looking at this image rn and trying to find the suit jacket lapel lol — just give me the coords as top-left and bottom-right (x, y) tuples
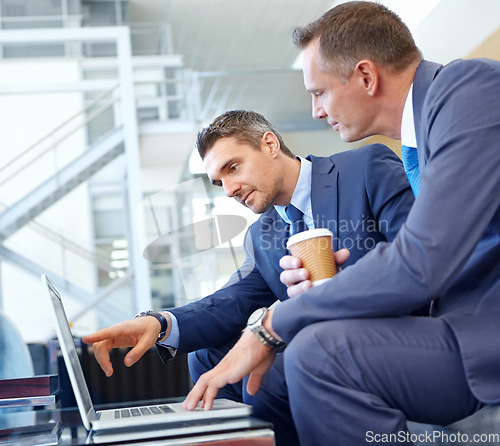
(412, 60), (443, 172)
(263, 210), (290, 277)
(308, 155), (340, 251)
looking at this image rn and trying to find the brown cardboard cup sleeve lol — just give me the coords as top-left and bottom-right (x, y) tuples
(286, 228), (336, 286)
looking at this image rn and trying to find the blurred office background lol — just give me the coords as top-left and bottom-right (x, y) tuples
(0, 0), (498, 393)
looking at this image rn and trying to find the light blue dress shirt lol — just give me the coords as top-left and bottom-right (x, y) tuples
(274, 157), (314, 230)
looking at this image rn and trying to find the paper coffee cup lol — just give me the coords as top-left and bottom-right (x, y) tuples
(286, 228), (336, 285)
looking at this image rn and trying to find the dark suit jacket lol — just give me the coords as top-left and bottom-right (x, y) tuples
(156, 144), (413, 361)
(274, 59), (500, 403)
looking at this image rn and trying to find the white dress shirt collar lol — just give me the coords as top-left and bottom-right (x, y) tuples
(401, 83), (418, 148)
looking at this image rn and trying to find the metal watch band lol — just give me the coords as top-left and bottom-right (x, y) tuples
(134, 310), (168, 341)
(247, 307), (286, 352)
(252, 328), (287, 352)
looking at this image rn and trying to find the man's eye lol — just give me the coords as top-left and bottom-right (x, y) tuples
(230, 164), (238, 172)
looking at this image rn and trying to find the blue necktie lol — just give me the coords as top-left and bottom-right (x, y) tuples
(401, 145), (420, 196)
(286, 204), (307, 236)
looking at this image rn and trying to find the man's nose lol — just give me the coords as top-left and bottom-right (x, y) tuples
(312, 98), (326, 120)
(223, 180), (239, 198)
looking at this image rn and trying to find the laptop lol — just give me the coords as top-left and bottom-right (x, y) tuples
(42, 274), (252, 432)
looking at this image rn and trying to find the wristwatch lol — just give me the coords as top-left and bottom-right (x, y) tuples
(134, 310), (168, 342)
(247, 307), (286, 352)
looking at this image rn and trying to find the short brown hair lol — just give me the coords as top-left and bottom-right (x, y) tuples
(293, 1), (422, 81)
(196, 110), (295, 159)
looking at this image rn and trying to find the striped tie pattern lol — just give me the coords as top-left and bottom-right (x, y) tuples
(401, 145), (420, 196)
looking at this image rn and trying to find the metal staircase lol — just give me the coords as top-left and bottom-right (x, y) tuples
(0, 126), (124, 240)
(0, 26), (155, 336)
(0, 85), (133, 323)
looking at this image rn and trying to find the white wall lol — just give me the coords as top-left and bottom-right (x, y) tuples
(413, 0), (500, 64)
(281, 128), (362, 158)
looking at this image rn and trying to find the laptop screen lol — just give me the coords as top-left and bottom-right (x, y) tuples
(43, 275), (96, 430)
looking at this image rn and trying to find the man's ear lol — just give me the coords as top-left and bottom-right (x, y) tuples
(354, 60), (379, 96)
(262, 131), (281, 158)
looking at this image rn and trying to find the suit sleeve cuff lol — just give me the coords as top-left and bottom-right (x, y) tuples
(155, 311), (179, 362)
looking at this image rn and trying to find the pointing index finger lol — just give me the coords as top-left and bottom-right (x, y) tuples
(82, 327), (117, 345)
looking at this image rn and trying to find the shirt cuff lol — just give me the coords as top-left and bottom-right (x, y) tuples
(156, 311), (179, 357)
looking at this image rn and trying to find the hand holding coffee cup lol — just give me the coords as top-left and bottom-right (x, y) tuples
(286, 228), (336, 286)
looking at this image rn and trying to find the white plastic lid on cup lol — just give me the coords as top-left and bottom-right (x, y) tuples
(286, 228), (333, 249)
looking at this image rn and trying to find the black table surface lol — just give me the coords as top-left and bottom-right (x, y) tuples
(0, 398), (273, 445)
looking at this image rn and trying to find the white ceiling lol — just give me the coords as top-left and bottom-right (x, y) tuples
(129, 0), (334, 131)
(132, 0), (500, 172)
(129, 0), (499, 133)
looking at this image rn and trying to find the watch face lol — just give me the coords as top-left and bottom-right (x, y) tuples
(248, 308), (266, 326)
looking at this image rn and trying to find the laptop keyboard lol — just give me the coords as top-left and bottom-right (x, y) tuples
(114, 405), (175, 419)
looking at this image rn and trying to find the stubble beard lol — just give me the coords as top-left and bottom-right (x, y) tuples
(250, 174), (284, 214)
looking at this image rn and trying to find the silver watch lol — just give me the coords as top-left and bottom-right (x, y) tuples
(247, 307), (286, 352)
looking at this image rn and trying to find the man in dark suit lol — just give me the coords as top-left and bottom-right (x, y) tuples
(83, 110), (414, 445)
(183, 3), (500, 446)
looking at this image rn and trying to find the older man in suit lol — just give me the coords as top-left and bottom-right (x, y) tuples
(183, 3), (500, 446)
(83, 109), (414, 445)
